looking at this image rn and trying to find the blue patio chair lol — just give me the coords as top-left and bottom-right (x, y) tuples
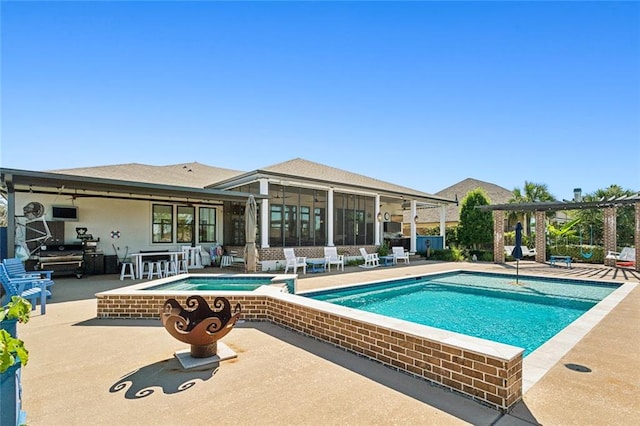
(3, 257), (53, 280)
(2, 258), (54, 298)
(0, 263), (51, 315)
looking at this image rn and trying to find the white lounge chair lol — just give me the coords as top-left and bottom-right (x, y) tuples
(392, 246), (410, 264)
(284, 248), (306, 274)
(359, 248), (379, 268)
(504, 245), (536, 258)
(606, 247), (636, 267)
(323, 247), (344, 272)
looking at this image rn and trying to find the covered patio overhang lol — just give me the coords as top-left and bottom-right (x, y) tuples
(477, 195), (640, 271)
(1, 167), (264, 258)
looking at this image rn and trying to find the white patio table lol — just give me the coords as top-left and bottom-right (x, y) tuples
(130, 251), (184, 279)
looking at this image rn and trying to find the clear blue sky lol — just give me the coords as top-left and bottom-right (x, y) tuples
(1, 1), (639, 201)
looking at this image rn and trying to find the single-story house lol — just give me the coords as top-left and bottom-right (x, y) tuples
(403, 177), (513, 234)
(1, 158), (457, 274)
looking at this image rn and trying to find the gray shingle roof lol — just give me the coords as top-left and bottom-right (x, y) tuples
(49, 162), (244, 189)
(244, 158), (453, 202)
(50, 158), (455, 204)
(413, 178), (513, 224)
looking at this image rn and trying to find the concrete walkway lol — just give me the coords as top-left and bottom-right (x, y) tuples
(16, 260), (640, 425)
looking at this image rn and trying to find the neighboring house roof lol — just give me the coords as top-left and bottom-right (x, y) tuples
(211, 158), (455, 205)
(50, 162), (244, 189)
(414, 178), (513, 224)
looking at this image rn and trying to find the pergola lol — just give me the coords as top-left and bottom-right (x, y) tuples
(478, 194), (640, 272)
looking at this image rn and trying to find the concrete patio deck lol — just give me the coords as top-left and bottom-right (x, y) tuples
(16, 260), (640, 425)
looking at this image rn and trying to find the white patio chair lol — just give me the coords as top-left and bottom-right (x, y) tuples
(284, 248), (306, 274)
(392, 246), (410, 264)
(323, 247), (344, 272)
(359, 248), (379, 268)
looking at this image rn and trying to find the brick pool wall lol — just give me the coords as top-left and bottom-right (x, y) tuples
(264, 294), (522, 411)
(96, 291), (523, 411)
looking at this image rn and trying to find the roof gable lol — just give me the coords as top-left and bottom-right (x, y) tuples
(436, 178), (513, 205)
(415, 178), (513, 224)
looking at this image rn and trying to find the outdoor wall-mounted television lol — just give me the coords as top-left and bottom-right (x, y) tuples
(383, 221), (402, 234)
(51, 205), (79, 221)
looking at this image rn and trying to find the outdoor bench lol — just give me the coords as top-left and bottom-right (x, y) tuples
(550, 255), (572, 268)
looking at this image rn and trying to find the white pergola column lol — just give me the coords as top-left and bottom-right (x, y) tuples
(410, 200), (417, 252)
(439, 205), (446, 242)
(259, 179), (269, 248)
(375, 194), (381, 246)
(327, 188), (334, 246)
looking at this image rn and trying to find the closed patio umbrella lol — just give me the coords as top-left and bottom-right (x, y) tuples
(244, 195), (258, 273)
(512, 222), (523, 284)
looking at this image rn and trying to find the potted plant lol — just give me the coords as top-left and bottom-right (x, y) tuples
(1, 296), (31, 426)
(0, 295), (32, 340)
(377, 242), (390, 257)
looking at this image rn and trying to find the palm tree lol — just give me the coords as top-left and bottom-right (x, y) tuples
(509, 181), (556, 236)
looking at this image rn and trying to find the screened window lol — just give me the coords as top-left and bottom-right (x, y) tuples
(269, 184), (326, 247)
(333, 193), (375, 246)
(223, 202), (245, 246)
(222, 183), (261, 246)
(152, 204), (173, 243)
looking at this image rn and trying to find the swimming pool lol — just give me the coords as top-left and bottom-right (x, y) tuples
(145, 275), (296, 293)
(96, 268), (635, 411)
(304, 271), (618, 356)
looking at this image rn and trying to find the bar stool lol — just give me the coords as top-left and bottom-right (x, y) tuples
(176, 254), (189, 274)
(120, 262), (135, 281)
(145, 261), (163, 279)
(163, 259), (177, 277)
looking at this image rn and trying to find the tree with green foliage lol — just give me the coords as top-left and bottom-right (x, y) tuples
(508, 181), (556, 236)
(457, 188), (493, 250)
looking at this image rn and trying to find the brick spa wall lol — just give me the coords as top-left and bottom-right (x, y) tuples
(96, 288), (523, 412)
(96, 293), (270, 321)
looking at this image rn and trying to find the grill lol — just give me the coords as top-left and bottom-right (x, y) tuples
(37, 243), (85, 278)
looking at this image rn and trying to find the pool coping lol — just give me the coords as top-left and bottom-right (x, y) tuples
(102, 272), (297, 293)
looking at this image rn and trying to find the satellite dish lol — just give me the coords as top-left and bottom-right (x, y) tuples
(23, 202), (45, 220)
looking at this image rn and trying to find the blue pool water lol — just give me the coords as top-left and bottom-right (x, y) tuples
(145, 276), (295, 292)
(306, 272), (618, 356)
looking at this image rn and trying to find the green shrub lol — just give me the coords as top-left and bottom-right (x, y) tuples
(429, 248), (465, 262)
(377, 242), (390, 257)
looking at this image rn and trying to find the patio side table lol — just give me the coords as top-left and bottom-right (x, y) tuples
(306, 259), (326, 273)
(381, 255), (395, 266)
